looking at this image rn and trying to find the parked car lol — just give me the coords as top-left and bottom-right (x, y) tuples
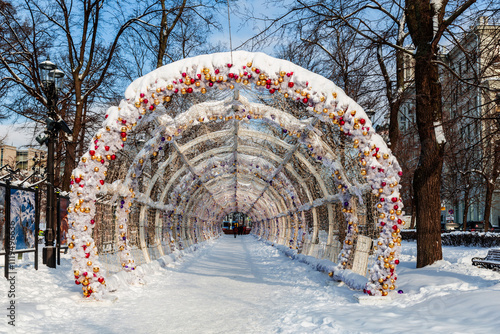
(442, 221), (460, 232)
(465, 221), (484, 232)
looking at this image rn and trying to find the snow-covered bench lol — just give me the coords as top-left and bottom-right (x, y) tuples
(472, 249), (500, 269)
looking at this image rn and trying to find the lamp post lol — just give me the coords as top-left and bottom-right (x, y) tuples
(39, 59), (65, 268)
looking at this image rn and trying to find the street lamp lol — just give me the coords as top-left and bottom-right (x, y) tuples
(38, 59), (65, 268)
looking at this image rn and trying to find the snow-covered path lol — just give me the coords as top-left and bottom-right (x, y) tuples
(2, 235), (500, 333)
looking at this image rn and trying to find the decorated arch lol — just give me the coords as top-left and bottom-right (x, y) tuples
(67, 51), (404, 299)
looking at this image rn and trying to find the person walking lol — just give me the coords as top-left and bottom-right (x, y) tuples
(233, 223), (237, 238)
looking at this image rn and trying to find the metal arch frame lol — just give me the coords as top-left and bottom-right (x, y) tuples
(124, 96), (363, 254)
(140, 131), (337, 239)
(181, 173), (287, 239)
(69, 51), (405, 300)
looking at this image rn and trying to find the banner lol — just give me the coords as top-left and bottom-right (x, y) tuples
(10, 188), (36, 250)
(0, 185), (5, 252)
(59, 196), (69, 245)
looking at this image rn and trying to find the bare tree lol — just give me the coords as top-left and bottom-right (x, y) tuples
(0, 1), (179, 191)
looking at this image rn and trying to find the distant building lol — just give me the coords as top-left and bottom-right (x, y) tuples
(0, 144), (46, 172)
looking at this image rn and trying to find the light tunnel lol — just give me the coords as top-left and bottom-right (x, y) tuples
(66, 51), (405, 299)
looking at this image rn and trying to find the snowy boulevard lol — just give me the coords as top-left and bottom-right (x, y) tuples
(2, 235), (500, 333)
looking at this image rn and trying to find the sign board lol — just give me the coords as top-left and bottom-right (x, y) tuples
(10, 188), (36, 250)
(0, 186), (5, 253)
(58, 196), (69, 245)
(351, 235), (372, 276)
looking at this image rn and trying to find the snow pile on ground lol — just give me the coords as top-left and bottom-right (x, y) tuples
(1, 236), (500, 333)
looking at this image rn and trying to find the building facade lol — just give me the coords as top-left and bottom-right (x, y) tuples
(0, 145), (46, 173)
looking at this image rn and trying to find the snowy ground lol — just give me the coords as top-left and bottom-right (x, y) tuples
(2, 235), (500, 334)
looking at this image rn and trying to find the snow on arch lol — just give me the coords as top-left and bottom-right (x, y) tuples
(67, 50), (404, 299)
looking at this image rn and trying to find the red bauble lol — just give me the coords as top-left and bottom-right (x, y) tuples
(105, 146), (110, 151)
(111, 154), (116, 160)
(121, 132), (127, 138)
(214, 69), (219, 74)
(359, 118), (366, 125)
(255, 69), (260, 74)
(302, 98), (308, 103)
(99, 180), (105, 185)
(89, 150), (95, 156)
(391, 197), (398, 202)
(395, 259), (400, 264)
(269, 89), (275, 94)
(149, 105), (155, 111)
(85, 253), (90, 258)
(227, 63), (232, 68)
(98, 277), (104, 283)
(187, 87), (193, 93)
(288, 82), (294, 88)
(182, 72), (186, 77)
(75, 280), (81, 285)
(75, 177), (81, 183)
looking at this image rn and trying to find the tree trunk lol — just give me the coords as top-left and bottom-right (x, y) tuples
(406, 0), (445, 268)
(61, 99), (84, 191)
(462, 187), (469, 231)
(483, 140), (500, 231)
